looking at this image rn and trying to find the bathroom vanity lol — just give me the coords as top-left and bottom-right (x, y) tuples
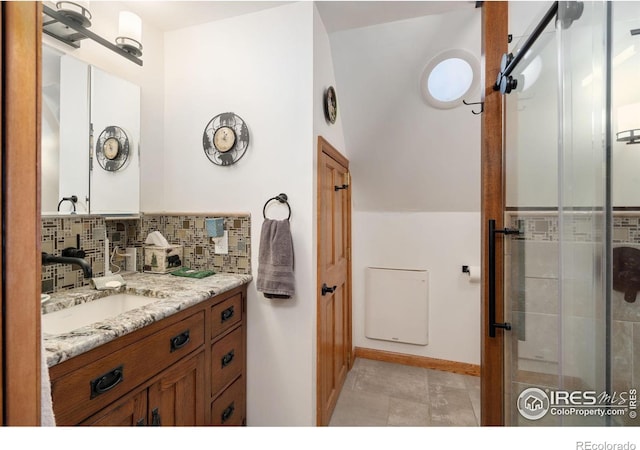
(43, 273), (251, 426)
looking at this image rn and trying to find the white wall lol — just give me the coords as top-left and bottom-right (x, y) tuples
(329, 8), (482, 213)
(313, 4), (347, 155)
(327, 8), (482, 366)
(353, 212), (481, 364)
(163, 2), (315, 426)
(42, 0), (165, 212)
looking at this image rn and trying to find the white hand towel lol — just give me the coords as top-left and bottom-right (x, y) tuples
(41, 336), (56, 426)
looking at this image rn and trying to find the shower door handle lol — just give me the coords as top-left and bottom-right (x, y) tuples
(488, 219), (518, 338)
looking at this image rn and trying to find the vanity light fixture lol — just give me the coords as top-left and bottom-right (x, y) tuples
(42, 3), (143, 66)
(616, 103), (640, 145)
(616, 129), (640, 145)
(55, 1), (92, 27)
(116, 11), (143, 58)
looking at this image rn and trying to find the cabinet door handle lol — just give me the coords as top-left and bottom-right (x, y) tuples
(221, 350), (235, 368)
(90, 365), (124, 399)
(221, 402), (235, 423)
(170, 329), (190, 352)
(221, 306), (235, 323)
(136, 418), (146, 426)
(151, 408), (162, 426)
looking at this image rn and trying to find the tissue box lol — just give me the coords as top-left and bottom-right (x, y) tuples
(143, 245), (184, 274)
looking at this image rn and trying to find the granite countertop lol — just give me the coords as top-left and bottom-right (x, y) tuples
(42, 272), (252, 367)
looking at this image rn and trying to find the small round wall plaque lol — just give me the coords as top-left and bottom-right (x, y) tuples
(324, 86), (337, 124)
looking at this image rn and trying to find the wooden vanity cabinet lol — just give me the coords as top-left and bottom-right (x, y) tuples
(82, 350), (205, 426)
(210, 291), (246, 426)
(49, 285), (247, 426)
(81, 387), (148, 426)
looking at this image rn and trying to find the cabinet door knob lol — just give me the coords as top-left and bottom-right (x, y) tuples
(221, 402), (235, 423)
(221, 350), (235, 368)
(151, 408), (162, 426)
(221, 306), (235, 323)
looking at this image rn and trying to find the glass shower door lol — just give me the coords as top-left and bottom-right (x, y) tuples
(503, 0), (609, 426)
(609, 0), (640, 427)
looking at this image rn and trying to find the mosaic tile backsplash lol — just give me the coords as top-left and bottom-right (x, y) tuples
(106, 214), (251, 274)
(42, 213), (251, 294)
(41, 216), (106, 294)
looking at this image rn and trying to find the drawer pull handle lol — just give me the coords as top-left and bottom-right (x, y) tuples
(221, 402), (235, 423)
(90, 365), (124, 399)
(221, 306), (235, 323)
(221, 350), (235, 368)
(170, 329), (191, 352)
(151, 408), (162, 426)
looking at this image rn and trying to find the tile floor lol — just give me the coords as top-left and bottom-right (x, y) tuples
(329, 357), (481, 426)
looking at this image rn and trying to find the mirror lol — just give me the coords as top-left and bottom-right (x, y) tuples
(42, 45), (66, 213)
(41, 44), (140, 215)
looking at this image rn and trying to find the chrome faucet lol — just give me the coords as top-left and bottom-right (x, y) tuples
(42, 252), (93, 278)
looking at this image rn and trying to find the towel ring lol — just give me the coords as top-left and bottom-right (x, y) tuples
(263, 193), (291, 220)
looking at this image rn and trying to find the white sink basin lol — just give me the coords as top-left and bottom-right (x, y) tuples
(42, 293), (159, 335)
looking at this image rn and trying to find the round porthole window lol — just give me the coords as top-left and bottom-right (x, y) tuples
(420, 49), (479, 109)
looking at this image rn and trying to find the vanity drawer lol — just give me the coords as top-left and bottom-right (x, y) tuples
(211, 326), (243, 396)
(211, 376), (246, 426)
(51, 311), (205, 425)
(211, 292), (243, 338)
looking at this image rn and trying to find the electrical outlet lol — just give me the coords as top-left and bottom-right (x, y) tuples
(211, 231), (229, 254)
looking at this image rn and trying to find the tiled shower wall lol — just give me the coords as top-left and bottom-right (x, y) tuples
(506, 211), (640, 426)
(41, 213), (251, 294)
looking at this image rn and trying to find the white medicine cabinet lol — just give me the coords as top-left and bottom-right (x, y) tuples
(42, 45), (141, 216)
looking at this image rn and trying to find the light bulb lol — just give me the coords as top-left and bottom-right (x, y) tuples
(116, 11), (143, 57)
(118, 11), (142, 44)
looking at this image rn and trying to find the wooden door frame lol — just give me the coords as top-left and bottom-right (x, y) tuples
(316, 136), (352, 426)
(1, 1), (42, 425)
(480, 1), (508, 426)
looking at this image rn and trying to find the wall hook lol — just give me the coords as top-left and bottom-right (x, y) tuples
(462, 99), (484, 115)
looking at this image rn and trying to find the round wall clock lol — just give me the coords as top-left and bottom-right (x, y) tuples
(202, 112), (249, 166)
(96, 126), (130, 172)
(324, 86), (337, 124)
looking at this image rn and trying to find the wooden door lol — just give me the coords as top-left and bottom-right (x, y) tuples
(317, 137), (352, 426)
(1, 1), (42, 425)
(148, 351), (206, 426)
(81, 389), (148, 426)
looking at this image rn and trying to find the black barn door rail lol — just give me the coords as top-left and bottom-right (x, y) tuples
(494, 1), (584, 94)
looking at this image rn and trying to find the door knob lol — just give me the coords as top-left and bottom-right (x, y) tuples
(321, 283), (337, 296)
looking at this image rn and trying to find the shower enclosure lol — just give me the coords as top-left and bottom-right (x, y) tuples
(490, 0), (639, 426)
